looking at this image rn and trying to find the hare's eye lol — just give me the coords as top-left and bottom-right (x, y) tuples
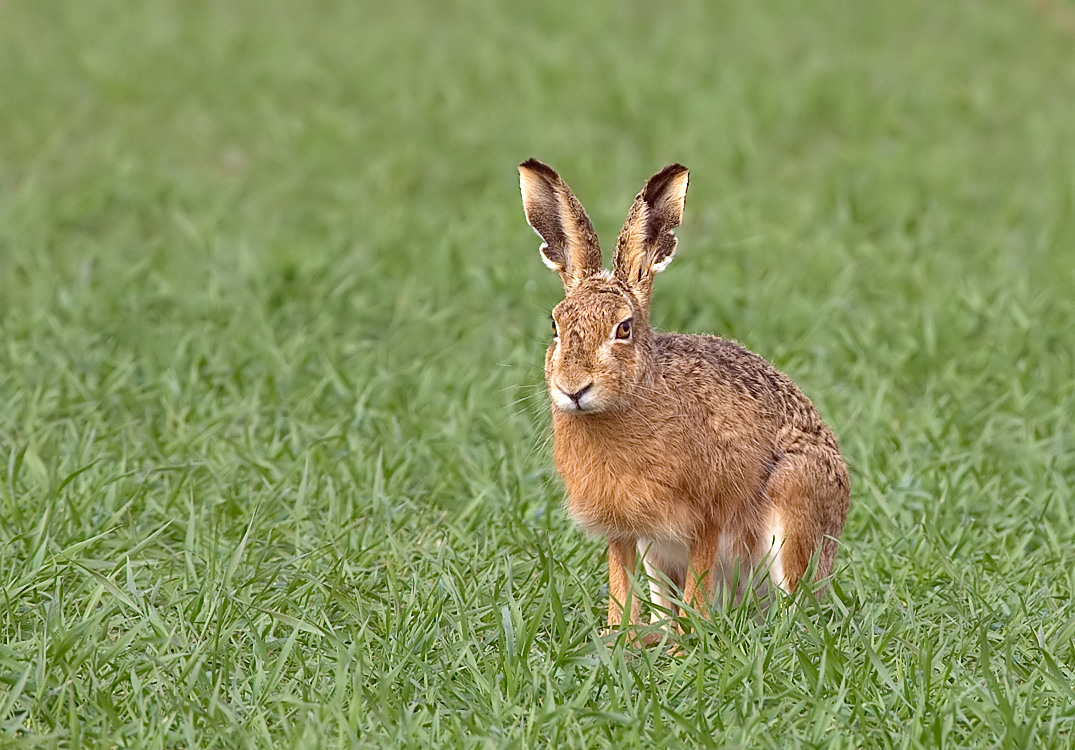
(614, 318), (632, 341)
(550, 316), (559, 337)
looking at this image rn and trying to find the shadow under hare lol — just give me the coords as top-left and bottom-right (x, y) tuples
(519, 158), (849, 637)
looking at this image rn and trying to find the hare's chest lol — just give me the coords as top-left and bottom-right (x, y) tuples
(566, 491), (694, 542)
(556, 445), (695, 541)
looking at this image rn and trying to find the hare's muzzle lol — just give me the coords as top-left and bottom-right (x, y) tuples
(550, 380), (595, 413)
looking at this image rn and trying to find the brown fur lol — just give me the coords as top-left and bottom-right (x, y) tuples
(519, 159), (850, 634)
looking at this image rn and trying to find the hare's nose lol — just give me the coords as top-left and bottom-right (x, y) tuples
(562, 383), (592, 406)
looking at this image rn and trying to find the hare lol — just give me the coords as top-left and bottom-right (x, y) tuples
(519, 158), (849, 634)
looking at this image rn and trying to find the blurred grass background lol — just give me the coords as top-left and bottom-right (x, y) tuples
(2, 0), (1074, 747)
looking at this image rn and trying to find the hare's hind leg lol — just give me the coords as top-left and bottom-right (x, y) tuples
(762, 448), (850, 592)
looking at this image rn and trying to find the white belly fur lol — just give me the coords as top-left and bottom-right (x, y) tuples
(635, 516), (789, 611)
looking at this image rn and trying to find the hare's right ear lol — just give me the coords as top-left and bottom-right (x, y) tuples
(519, 159), (603, 291)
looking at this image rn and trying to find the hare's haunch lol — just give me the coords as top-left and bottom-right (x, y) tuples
(519, 159), (849, 633)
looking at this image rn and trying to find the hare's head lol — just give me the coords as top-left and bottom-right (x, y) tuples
(519, 159), (689, 415)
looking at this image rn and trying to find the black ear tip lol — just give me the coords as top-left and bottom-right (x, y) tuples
(642, 163), (689, 202)
(653, 163), (689, 179)
(519, 158), (561, 182)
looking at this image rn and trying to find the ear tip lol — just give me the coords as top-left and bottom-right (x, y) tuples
(519, 157), (555, 177)
(642, 163), (690, 204)
(662, 164), (690, 184)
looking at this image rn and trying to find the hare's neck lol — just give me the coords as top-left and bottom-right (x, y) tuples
(551, 400), (662, 448)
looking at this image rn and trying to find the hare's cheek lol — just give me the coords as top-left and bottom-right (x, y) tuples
(545, 340), (560, 371)
(606, 342), (636, 374)
(598, 341), (622, 365)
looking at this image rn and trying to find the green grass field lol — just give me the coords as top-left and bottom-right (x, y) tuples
(2, 0), (1074, 746)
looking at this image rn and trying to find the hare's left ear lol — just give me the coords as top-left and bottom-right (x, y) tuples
(612, 164), (689, 306)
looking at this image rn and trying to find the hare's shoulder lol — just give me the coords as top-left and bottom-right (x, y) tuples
(654, 332), (835, 447)
(654, 331), (789, 394)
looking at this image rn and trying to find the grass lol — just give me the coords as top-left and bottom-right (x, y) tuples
(2, 0), (1074, 746)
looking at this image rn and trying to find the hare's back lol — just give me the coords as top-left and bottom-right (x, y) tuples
(654, 333), (790, 395)
(654, 332), (835, 446)
(655, 331), (824, 417)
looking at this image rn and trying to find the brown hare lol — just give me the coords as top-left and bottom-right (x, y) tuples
(519, 158), (849, 635)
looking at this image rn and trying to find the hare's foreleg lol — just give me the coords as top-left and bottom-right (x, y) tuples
(682, 530), (720, 617)
(606, 538), (642, 628)
(638, 540), (687, 623)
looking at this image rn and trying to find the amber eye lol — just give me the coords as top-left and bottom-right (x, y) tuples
(615, 318), (632, 340)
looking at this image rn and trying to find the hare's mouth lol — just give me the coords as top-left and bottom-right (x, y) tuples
(550, 381), (601, 413)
